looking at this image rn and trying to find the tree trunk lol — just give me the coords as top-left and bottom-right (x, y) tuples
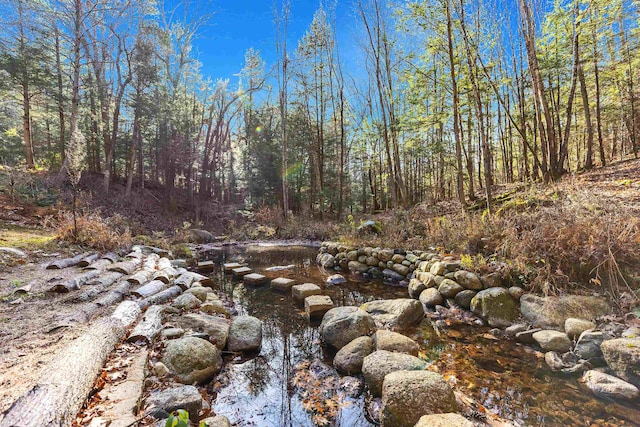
(578, 61), (594, 170)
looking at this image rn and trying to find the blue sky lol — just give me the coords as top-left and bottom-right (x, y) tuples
(190, 0), (357, 83)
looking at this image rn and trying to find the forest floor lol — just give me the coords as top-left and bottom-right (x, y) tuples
(0, 158), (639, 416)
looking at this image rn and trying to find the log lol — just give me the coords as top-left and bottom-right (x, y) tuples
(142, 254), (159, 270)
(76, 253), (100, 268)
(71, 273), (124, 303)
(127, 269), (154, 286)
(48, 270), (101, 293)
(83, 259), (112, 271)
(87, 272), (124, 288)
(174, 273), (195, 290)
(157, 257), (172, 270)
(153, 267), (177, 284)
(0, 301), (141, 427)
(95, 282), (131, 307)
(139, 285), (182, 308)
(108, 260), (141, 275)
(125, 250), (143, 260)
(132, 280), (169, 299)
(127, 305), (165, 344)
(45, 253), (88, 269)
(102, 252), (120, 263)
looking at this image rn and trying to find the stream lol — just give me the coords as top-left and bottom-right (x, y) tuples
(202, 244), (640, 427)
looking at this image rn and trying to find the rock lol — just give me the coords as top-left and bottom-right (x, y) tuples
(223, 262), (243, 272)
(173, 313), (230, 349)
(408, 279), (426, 299)
(162, 328), (185, 339)
(320, 306), (376, 349)
(366, 257), (379, 267)
(231, 266), (252, 277)
(544, 351), (566, 371)
(481, 272), (503, 289)
(380, 370), (457, 427)
(505, 324), (528, 337)
(317, 253), (336, 269)
(470, 287), (519, 328)
(406, 253), (418, 264)
(153, 362), (169, 377)
(0, 247), (27, 257)
(419, 288), (444, 307)
(190, 229), (215, 243)
(172, 293), (201, 310)
(305, 295), (334, 318)
(532, 330), (572, 352)
(360, 299), (424, 330)
(334, 336), (374, 374)
(147, 385), (203, 422)
(383, 269), (405, 282)
(454, 290), (476, 309)
(430, 261), (446, 276)
(373, 330), (419, 356)
(358, 220), (382, 235)
(243, 273), (269, 286)
(601, 338), (640, 387)
(415, 272), (438, 287)
(415, 413), (474, 427)
(575, 330), (604, 360)
(200, 301), (229, 316)
(622, 327), (640, 339)
(515, 328), (541, 344)
(327, 274), (346, 285)
(454, 270), (483, 290)
(162, 337), (222, 384)
(520, 294), (611, 329)
(393, 263), (410, 277)
(438, 279), (464, 298)
(347, 250), (359, 261)
(270, 277), (296, 292)
(227, 316), (262, 352)
(184, 287), (210, 302)
(377, 249), (394, 263)
(508, 286), (525, 301)
(361, 350), (426, 397)
(390, 254), (404, 264)
(200, 415), (232, 427)
(565, 318), (596, 339)
(583, 370), (640, 401)
(339, 376), (365, 397)
(292, 283), (322, 302)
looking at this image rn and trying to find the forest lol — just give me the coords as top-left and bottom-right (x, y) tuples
(1, 0), (638, 222)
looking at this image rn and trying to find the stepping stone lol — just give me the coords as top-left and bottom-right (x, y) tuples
(270, 277), (296, 292)
(292, 283), (322, 302)
(232, 267), (252, 277)
(197, 261), (215, 273)
(223, 262), (244, 273)
(244, 273), (269, 286)
(305, 295), (334, 318)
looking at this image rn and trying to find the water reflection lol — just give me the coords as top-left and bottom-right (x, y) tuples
(206, 245), (640, 427)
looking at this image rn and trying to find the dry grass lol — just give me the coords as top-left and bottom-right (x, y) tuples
(57, 212), (132, 251)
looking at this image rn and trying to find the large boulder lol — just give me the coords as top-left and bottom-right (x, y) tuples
(172, 313), (230, 349)
(380, 370), (457, 427)
(334, 336), (374, 375)
(320, 306), (376, 349)
(362, 350), (426, 396)
(437, 279), (464, 298)
(601, 338), (640, 387)
(470, 287), (519, 328)
(582, 370), (640, 401)
(361, 299), (424, 330)
(317, 253), (336, 269)
(415, 413), (474, 427)
(162, 337), (223, 384)
(520, 294), (610, 330)
(408, 279), (426, 299)
(532, 330), (572, 352)
(373, 330), (419, 356)
(146, 385), (204, 422)
(227, 316), (262, 352)
(190, 229), (215, 243)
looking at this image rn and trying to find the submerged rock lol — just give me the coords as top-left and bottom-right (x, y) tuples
(319, 306), (376, 349)
(361, 299), (424, 330)
(162, 337), (222, 385)
(380, 370), (457, 427)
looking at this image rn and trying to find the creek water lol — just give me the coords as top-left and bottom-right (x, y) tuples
(203, 244), (639, 427)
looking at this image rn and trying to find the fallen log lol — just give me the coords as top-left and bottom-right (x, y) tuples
(88, 272), (124, 288)
(132, 280), (169, 299)
(127, 269), (155, 286)
(127, 305), (165, 344)
(71, 273), (124, 303)
(153, 267), (177, 284)
(125, 250), (143, 260)
(140, 285), (182, 308)
(83, 259), (112, 271)
(45, 253), (89, 270)
(157, 257), (172, 270)
(48, 270), (101, 293)
(108, 260), (141, 275)
(102, 252), (120, 263)
(76, 253), (100, 268)
(174, 273), (195, 290)
(95, 282), (131, 307)
(0, 301), (141, 427)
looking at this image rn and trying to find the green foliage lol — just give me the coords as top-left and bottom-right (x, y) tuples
(165, 410), (190, 427)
